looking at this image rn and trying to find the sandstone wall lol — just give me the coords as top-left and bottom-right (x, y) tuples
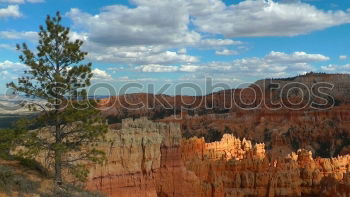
(86, 118), (350, 197)
(161, 105), (350, 159)
(180, 134), (350, 197)
(86, 117), (190, 197)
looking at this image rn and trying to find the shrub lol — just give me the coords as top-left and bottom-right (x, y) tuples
(18, 157), (49, 177)
(0, 129), (16, 159)
(42, 184), (105, 197)
(203, 128), (222, 142)
(263, 128), (271, 142)
(0, 165), (13, 193)
(0, 164), (39, 195)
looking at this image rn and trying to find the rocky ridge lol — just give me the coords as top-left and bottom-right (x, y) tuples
(99, 73), (350, 120)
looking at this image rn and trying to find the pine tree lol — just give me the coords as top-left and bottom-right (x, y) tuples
(7, 12), (108, 186)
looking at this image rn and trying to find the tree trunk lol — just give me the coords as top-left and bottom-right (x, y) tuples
(54, 122), (63, 186)
(54, 148), (63, 185)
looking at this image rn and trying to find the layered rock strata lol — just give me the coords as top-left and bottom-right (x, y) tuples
(181, 135), (350, 197)
(86, 117), (183, 197)
(86, 118), (350, 197)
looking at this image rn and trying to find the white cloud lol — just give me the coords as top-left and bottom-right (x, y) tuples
(133, 51), (326, 78)
(135, 64), (201, 73)
(179, 64), (200, 72)
(200, 39), (242, 47)
(339, 55), (348, 60)
(178, 48), (187, 54)
(0, 5), (21, 19)
(0, 0), (24, 3)
(136, 51), (197, 65)
(0, 0), (44, 3)
(26, 0), (44, 3)
(193, 0), (350, 37)
(67, 5), (200, 47)
(321, 64), (350, 73)
(0, 43), (14, 50)
(136, 64), (178, 72)
(65, 0), (348, 71)
(92, 68), (112, 80)
(0, 60), (25, 79)
(66, 3), (241, 66)
(0, 31), (37, 41)
(265, 51), (330, 63)
(179, 51), (328, 80)
(215, 49), (238, 56)
(86, 43), (198, 65)
(0, 60), (25, 70)
(0, 61), (112, 81)
(321, 64), (338, 72)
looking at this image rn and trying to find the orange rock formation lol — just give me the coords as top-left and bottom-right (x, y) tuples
(86, 118), (350, 197)
(99, 73), (350, 159)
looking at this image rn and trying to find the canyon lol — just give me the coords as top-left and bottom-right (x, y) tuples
(2, 73), (349, 197)
(89, 73), (350, 196)
(99, 73), (350, 159)
(86, 118), (350, 197)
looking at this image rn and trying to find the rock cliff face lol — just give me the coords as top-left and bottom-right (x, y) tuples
(181, 135), (350, 197)
(86, 117), (188, 197)
(161, 105), (350, 159)
(86, 118), (350, 197)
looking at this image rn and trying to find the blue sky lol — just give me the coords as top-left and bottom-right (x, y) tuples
(0, 0), (349, 95)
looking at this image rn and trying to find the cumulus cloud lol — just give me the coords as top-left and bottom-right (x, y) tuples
(178, 51), (329, 80)
(0, 5), (21, 19)
(339, 55), (348, 60)
(0, 60), (26, 79)
(265, 51), (330, 63)
(135, 64), (201, 73)
(193, 0), (350, 37)
(65, 0), (347, 71)
(92, 68), (112, 80)
(0, 31), (37, 41)
(0, 0), (24, 3)
(321, 64), (350, 73)
(66, 2), (242, 66)
(179, 64), (200, 72)
(67, 5), (200, 47)
(133, 51), (328, 81)
(0, 0), (44, 3)
(0, 60), (111, 81)
(0, 43), (14, 50)
(199, 39), (242, 47)
(196, 51), (329, 77)
(92, 68), (112, 79)
(136, 64), (178, 72)
(0, 60), (25, 70)
(87, 46), (198, 65)
(321, 64), (338, 72)
(26, 0), (44, 3)
(66, 23), (200, 65)
(178, 48), (187, 54)
(201, 51), (327, 74)
(67, 5), (241, 48)
(1, 0), (344, 84)
(215, 49), (238, 56)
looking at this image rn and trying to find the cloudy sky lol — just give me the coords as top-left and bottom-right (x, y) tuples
(0, 0), (349, 95)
